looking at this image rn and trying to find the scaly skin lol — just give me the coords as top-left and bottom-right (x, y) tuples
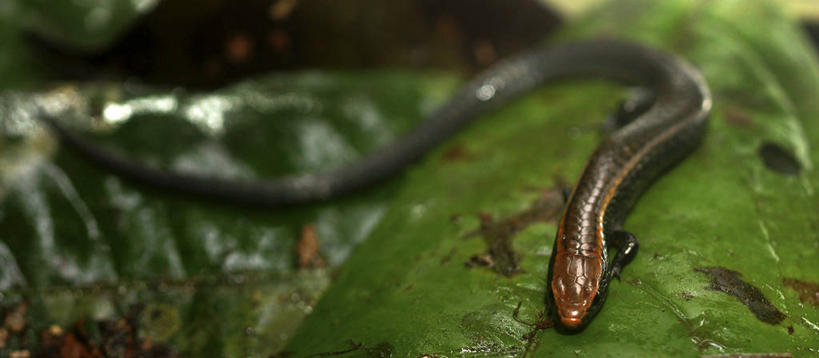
(37, 40), (711, 330)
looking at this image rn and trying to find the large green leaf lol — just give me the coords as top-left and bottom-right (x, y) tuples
(0, 1), (470, 356)
(0, 0), (817, 357)
(284, 0), (819, 356)
(0, 73), (457, 355)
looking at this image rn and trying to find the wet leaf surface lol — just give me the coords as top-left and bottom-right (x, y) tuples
(285, 0), (819, 356)
(0, 71), (455, 356)
(1, 0), (818, 357)
(694, 267), (786, 325)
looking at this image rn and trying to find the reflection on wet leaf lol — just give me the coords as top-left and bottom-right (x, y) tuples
(0, 71), (455, 356)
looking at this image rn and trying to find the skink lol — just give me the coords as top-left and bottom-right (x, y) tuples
(543, 42), (711, 331)
(37, 39), (712, 330)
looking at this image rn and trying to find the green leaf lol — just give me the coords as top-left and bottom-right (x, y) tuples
(8, 0), (154, 51)
(284, 0), (819, 356)
(0, 72), (457, 355)
(1, 0), (817, 356)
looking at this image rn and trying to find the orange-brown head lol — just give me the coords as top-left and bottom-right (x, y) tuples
(550, 252), (604, 330)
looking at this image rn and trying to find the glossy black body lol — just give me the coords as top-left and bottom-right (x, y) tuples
(38, 40), (711, 330)
(546, 43), (711, 330)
